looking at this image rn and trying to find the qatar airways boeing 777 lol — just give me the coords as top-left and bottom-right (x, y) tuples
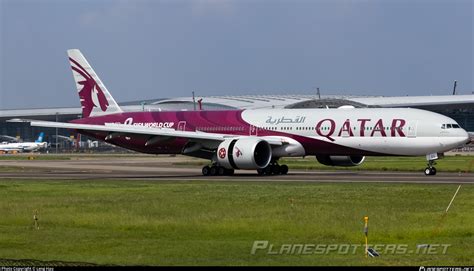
(28, 49), (469, 176)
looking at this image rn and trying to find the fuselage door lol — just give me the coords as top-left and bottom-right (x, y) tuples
(249, 125), (258, 136)
(406, 120), (418, 138)
(177, 121), (186, 131)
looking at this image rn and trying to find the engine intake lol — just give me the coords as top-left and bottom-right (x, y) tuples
(316, 155), (365, 167)
(217, 138), (272, 169)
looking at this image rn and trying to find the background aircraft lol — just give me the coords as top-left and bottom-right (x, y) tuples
(27, 50), (469, 176)
(0, 135), (19, 143)
(0, 132), (47, 153)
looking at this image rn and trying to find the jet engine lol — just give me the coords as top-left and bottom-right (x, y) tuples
(316, 155), (365, 167)
(217, 138), (272, 169)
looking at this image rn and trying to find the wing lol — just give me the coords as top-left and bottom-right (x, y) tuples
(28, 120), (287, 146)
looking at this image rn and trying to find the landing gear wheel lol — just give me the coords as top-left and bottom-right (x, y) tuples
(218, 167), (226, 176)
(257, 162), (289, 176)
(424, 158), (437, 176)
(210, 166), (218, 176)
(272, 165), (281, 175)
(225, 168), (235, 176)
(424, 166), (437, 176)
(202, 166), (211, 176)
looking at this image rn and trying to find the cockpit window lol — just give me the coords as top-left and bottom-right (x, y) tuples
(442, 123), (461, 129)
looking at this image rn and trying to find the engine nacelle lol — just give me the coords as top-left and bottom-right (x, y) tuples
(316, 155), (365, 167)
(217, 138), (272, 170)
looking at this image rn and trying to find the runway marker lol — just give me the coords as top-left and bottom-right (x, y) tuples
(363, 216), (368, 258)
(431, 184), (462, 236)
(33, 209), (39, 230)
(445, 184), (462, 214)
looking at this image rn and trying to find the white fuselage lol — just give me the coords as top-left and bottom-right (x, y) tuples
(0, 142), (46, 152)
(242, 108), (469, 156)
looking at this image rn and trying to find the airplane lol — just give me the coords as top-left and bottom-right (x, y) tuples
(0, 135), (20, 142)
(25, 49), (470, 176)
(0, 132), (47, 153)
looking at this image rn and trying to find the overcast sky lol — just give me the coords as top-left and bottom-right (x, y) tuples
(0, 0), (472, 109)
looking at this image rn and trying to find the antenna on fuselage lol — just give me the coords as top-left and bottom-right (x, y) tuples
(452, 80), (457, 95)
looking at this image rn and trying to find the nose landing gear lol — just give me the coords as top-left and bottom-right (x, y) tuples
(424, 162), (437, 176)
(424, 153), (439, 176)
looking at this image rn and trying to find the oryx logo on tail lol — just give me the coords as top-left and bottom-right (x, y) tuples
(67, 49), (123, 118)
(69, 57), (109, 117)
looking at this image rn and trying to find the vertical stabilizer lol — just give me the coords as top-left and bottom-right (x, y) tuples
(67, 49), (123, 118)
(35, 132), (44, 143)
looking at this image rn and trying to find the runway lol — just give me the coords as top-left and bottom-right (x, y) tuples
(0, 156), (473, 183)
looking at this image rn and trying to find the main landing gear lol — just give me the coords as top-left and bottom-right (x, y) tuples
(201, 163), (289, 176)
(257, 162), (289, 176)
(202, 165), (234, 176)
(424, 160), (437, 176)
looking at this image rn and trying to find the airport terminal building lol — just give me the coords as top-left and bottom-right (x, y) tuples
(0, 94), (473, 149)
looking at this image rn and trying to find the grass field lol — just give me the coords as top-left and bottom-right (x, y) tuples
(0, 179), (472, 266)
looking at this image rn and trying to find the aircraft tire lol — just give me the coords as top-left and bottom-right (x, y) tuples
(210, 166), (218, 176)
(272, 164), (281, 175)
(202, 166), (211, 176)
(424, 167), (437, 176)
(225, 168), (235, 176)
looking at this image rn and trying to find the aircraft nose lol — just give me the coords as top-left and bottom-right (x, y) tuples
(460, 129), (470, 144)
